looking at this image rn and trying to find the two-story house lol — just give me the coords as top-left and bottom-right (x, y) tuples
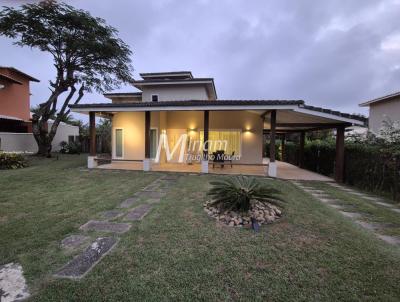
(359, 92), (400, 134)
(70, 71), (365, 182)
(0, 66), (79, 152)
(0, 66), (39, 132)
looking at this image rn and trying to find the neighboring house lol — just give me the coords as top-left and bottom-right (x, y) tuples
(359, 92), (400, 134)
(345, 125), (368, 138)
(0, 66), (79, 152)
(70, 71), (365, 182)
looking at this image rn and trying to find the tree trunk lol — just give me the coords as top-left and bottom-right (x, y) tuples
(32, 121), (53, 157)
(37, 138), (52, 157)
(31, 83), (83, 157)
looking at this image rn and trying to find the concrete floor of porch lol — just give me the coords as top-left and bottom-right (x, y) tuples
(97, 160), (332, 181)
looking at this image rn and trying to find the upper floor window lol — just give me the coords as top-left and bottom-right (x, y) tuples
(151, 94), (158, 102)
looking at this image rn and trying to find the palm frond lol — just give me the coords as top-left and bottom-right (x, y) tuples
(208, 176), (283, 212)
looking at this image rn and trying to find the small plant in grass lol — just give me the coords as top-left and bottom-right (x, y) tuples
(205, 176), (284, 227)
(0, 152), (28, 169)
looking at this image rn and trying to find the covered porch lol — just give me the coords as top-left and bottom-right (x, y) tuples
(69, 100), (365, 182)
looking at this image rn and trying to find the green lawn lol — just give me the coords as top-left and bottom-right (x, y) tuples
(308, 182), (400, 237)
(1, 155), (400, 301)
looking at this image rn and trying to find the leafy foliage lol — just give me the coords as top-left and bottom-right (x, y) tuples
(283, 120), (400, 201)
(59, 141), (81, 154)
(0, 152), (28, 169)
(30, 105), (77, 125)
(208, 176), (283, 212)
(97, 118), (112, 154)
(0, 1), (133, 155)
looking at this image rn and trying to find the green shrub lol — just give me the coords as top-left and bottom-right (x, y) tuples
(303, 140), (336, 176)
(265, 139), (282, 160)
(283, 140), (400, 201)
(66, 141), (81, 154)
(0, 152), (28, 169)
(59, 141), (68, 154)
(59, 141), (81, 154)
(208, 176), (283, 212)
(283, 141), (299, 165)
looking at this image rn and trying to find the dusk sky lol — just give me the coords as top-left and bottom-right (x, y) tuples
(2, 0), (400, 119)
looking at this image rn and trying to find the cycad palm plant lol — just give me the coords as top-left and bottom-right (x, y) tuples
(208, 175), (283, 212)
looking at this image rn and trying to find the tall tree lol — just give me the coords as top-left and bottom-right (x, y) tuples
(0, 0), (133, 156)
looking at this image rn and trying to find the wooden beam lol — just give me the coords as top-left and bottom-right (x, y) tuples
(268, 126), (344, 134)
(144, 111), (151, 158)
(276, 122), (351, 128)
(89, 111), (96, 156)
(335, 126), (345, 183)
(299, 131), (305, 168)
(281, 134), (286, 161)
(203, 110), (209, 160)
(260, 110), (272, 119)
(269, 110), (276, 163)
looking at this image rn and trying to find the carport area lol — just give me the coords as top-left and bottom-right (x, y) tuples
(262, 104), (366, 182)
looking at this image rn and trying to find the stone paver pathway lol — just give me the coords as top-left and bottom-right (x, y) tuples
(124, 204), (153, 221)
(79, 220), (132, 234)
(61, 235), (90, 250)
(327, 182), (400, 214)
(118, 197), (141, 208)
(0, 263), (30, 302)
(292, 181), (400, 247)
(100, 210), (124, 220)
(54, 174), (179, 279)
(54, 237), (118, 279)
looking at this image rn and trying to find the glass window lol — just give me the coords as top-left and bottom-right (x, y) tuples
(68, 135), (75, 143)
(150, 129), (157, 158)
(151, 95), (158, 102)
(115, 129), (123, 157)
(199, 130), (241, 155)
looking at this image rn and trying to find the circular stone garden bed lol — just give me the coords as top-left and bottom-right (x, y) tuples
(204, 200), (282, 227)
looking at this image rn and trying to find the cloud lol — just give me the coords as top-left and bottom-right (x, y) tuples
(1, 0), (400, 118)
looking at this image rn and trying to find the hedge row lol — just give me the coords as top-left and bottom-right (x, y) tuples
(0, 152), (28, 170)
(282, 140), (400, 201)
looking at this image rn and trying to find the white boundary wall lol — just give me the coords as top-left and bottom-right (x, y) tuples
(0, 132), (37, 152)
(0, 122), (79, 152)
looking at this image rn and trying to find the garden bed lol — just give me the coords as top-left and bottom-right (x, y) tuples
(204, 200), (282, 227)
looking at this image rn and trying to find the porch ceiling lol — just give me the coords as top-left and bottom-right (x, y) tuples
(262, 109), (359, 132)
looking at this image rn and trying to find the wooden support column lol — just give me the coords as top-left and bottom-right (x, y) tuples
(281, 134), (286, 161)
(269, 110), (276, 163)
(268, 110), (277, 177)
(335, 126), (345, 183)
(202, 110), (209, 173)
(203, 110), (209, 160)
(143, 111), (151, 171)
(144, 111), (151, 159)
(89, 111), (96, 156)
(299, 131), (305, 168)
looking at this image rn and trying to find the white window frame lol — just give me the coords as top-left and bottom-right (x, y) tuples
(150, 127), (158, 160)
(113, 127), (124, 159)
(151, 94), (159, 102)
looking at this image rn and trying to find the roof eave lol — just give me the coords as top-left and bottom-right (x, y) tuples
(359, 92), (400, 107)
